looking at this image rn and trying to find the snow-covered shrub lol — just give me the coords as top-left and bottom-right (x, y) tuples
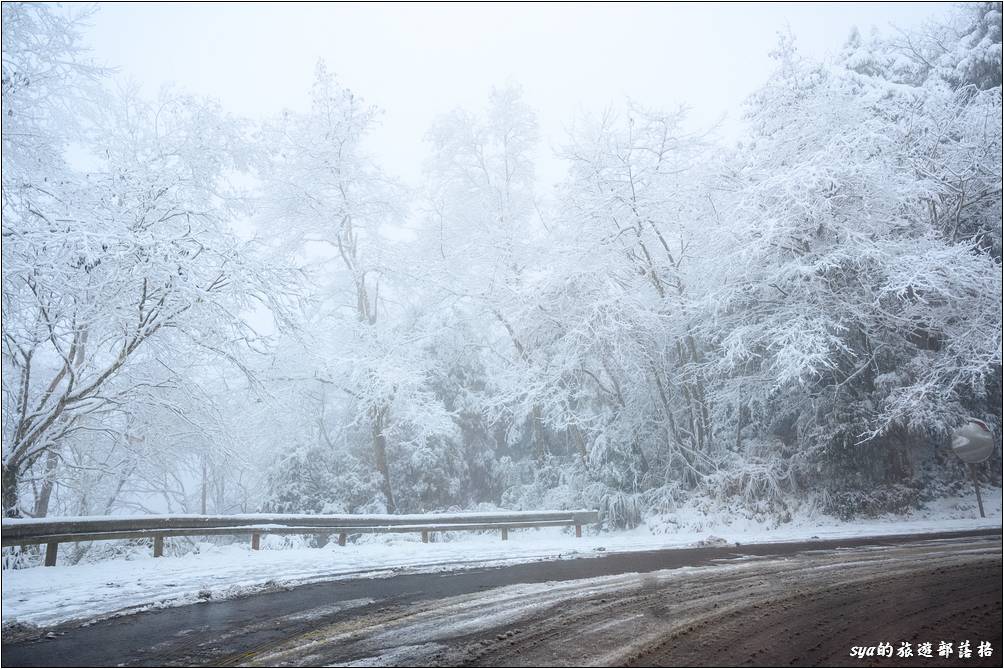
(823, 484), (923, 520)
(391, 437), (469, 512)
(593, 488), (643, 529)
(264, 443), (384, 515)
(1, 546), (38, 570)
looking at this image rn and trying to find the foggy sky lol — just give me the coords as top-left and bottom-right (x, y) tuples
(80, 2), (950, 189)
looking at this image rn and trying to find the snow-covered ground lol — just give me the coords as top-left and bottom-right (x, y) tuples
(2, 490), (1000, 630)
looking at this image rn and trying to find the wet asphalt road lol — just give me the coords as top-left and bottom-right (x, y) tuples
(2, 528), (1000, 667)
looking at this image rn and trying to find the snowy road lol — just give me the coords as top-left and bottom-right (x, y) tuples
(2, 529), (1000, 667)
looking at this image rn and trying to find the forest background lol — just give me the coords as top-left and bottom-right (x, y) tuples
(2, 3), (1001, 563)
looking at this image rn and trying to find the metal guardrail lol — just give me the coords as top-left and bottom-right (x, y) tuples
(1, 510), (600, 566)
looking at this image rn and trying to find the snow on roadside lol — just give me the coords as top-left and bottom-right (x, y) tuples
(2, 493), (1000, 630)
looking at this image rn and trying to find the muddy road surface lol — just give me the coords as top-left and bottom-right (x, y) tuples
(3, 530), (1000, 667)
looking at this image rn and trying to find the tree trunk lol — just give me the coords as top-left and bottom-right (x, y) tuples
(32, 449), (60, 518)
(201, 457), (208, 515)
(2, 462), (21, 518)
(531, 405), (546, 459)
(735, 403), (748, 452)
(372, 407), (397, 513)
(569, 424), (590, 468)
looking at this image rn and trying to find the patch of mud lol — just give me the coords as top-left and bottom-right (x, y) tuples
(1, 620), (43, 644)
(624, 560), (1002, 668)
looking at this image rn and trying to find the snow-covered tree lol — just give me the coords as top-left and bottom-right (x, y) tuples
(2, 5), (277, 517)
(256, 63), (456, 513)
(709, 25), (1001, 503)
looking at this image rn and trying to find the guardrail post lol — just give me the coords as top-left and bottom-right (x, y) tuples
(44, 542), (58, 567)
(153, 535), (164, 558)
(338, 532), (347, 546)
(251, 532), (261, 550)
(421, 530), (429, 543)
(501, 527), (508, 541)
(575, 522), (582, 538)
